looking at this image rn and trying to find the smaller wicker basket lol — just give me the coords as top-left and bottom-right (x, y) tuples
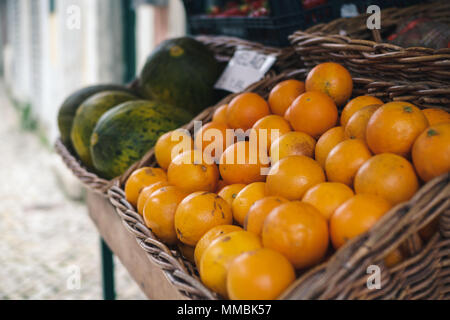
(54, 35), (294, 195)
(289, 1), (450, 83)
(107, 68), (450, 300)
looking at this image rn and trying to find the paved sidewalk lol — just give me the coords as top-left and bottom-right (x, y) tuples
(0, 82), (146, 300)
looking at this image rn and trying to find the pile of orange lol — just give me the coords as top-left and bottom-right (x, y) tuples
(124, 62), (450, 300)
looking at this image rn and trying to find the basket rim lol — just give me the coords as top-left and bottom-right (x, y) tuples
(289, 30), (450, 55)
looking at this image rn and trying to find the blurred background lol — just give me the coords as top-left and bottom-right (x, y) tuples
(0, 0), (430, 300)
(0, 0), (185, 300)
(1, 0), (186, 142)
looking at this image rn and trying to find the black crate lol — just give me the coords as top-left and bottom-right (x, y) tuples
(184, 0), (339, 47)
(340, 0), (424, 15)
(183, 0), (426, 47)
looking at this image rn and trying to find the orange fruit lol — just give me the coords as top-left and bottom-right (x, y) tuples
(422, 108), (450, 126)
(325, 139), (372, 187)
(314, 126), (345, 168)
(124, 167), (168, 207)
(174, 191), (233, 246)
(143, 186), (189, 245)
(168, 150), (219, 194)
(330, 194), (392, 249)
(177, 242), (196, 264)
(217, 183), (246, 207)
(266, 155), (325, 200)
(412, 123), (450, 182)
(154, 130), (194, 170)
(194, 121), (232, 160)
(232, 182), (266, 226)
(136, 180), (170, 215)
(262, 201), (329, 269)
(305, 62), (353, 107)
(344, 104), (381, 140)
(354, 153), (419, 205)
(194, 224), (243, 267)
(302, 182), (354, 220)
(219, 141), (269, 185)
(244, 196), (288, 236)
(200, 231), (262, 297)
(268, 79), (305, 116)
(270, 131), (316, 164)
(366, 101), (429, 156)
(212, 104), (228, 125)
(251, 115), (292, 150)
(227, 248), (295, 300)
(226, 92), (270, 130)
(384, 248), (405, 268)
(285, 91), (338, 138)
(340, 95), (383, 127)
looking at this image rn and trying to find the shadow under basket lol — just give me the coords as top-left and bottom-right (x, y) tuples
(107, 69), (450, 300)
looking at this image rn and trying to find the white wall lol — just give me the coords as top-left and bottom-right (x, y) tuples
(6, 0), (32, 103)
(136, 0), (186, 71)
(96, 0), (124, 83)
(136, 4), (155, 72)
(3, 0), (186, 143)
(167, 0), (186, 39)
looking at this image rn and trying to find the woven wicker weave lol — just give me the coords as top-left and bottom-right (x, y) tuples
(107, 69), (450, 300)
(289, 1), (450, 83)
(54, 35), (291, 195)
(195, 35), (301, 70)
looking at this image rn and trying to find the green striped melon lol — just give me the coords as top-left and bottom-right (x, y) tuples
(90, 100), (192, 179)
(57, 84), (135, 147)
(138, 37), (222, 115)
(70, 90), (138, 168)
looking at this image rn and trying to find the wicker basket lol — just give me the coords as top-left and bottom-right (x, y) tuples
(54, 35), (295, 195)
(107, 68), (450, 300)
(194, 35), (301, 70)
(289, 1), (450, 83)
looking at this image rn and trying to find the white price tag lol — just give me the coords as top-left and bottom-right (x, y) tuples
(214, 49), (277, 93)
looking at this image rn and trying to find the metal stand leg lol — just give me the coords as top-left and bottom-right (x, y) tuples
(101, 238), (116, 300)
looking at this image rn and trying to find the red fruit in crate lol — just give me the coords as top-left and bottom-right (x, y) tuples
(219, 7), (247, 17)
(303, 0), (327, 10)
(240, 4), (250, 15)
(249, 7), (269, 17)
(250, 0), (266, 10)
(208, 5), (221, 16)
(226, 1), (240, 10)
